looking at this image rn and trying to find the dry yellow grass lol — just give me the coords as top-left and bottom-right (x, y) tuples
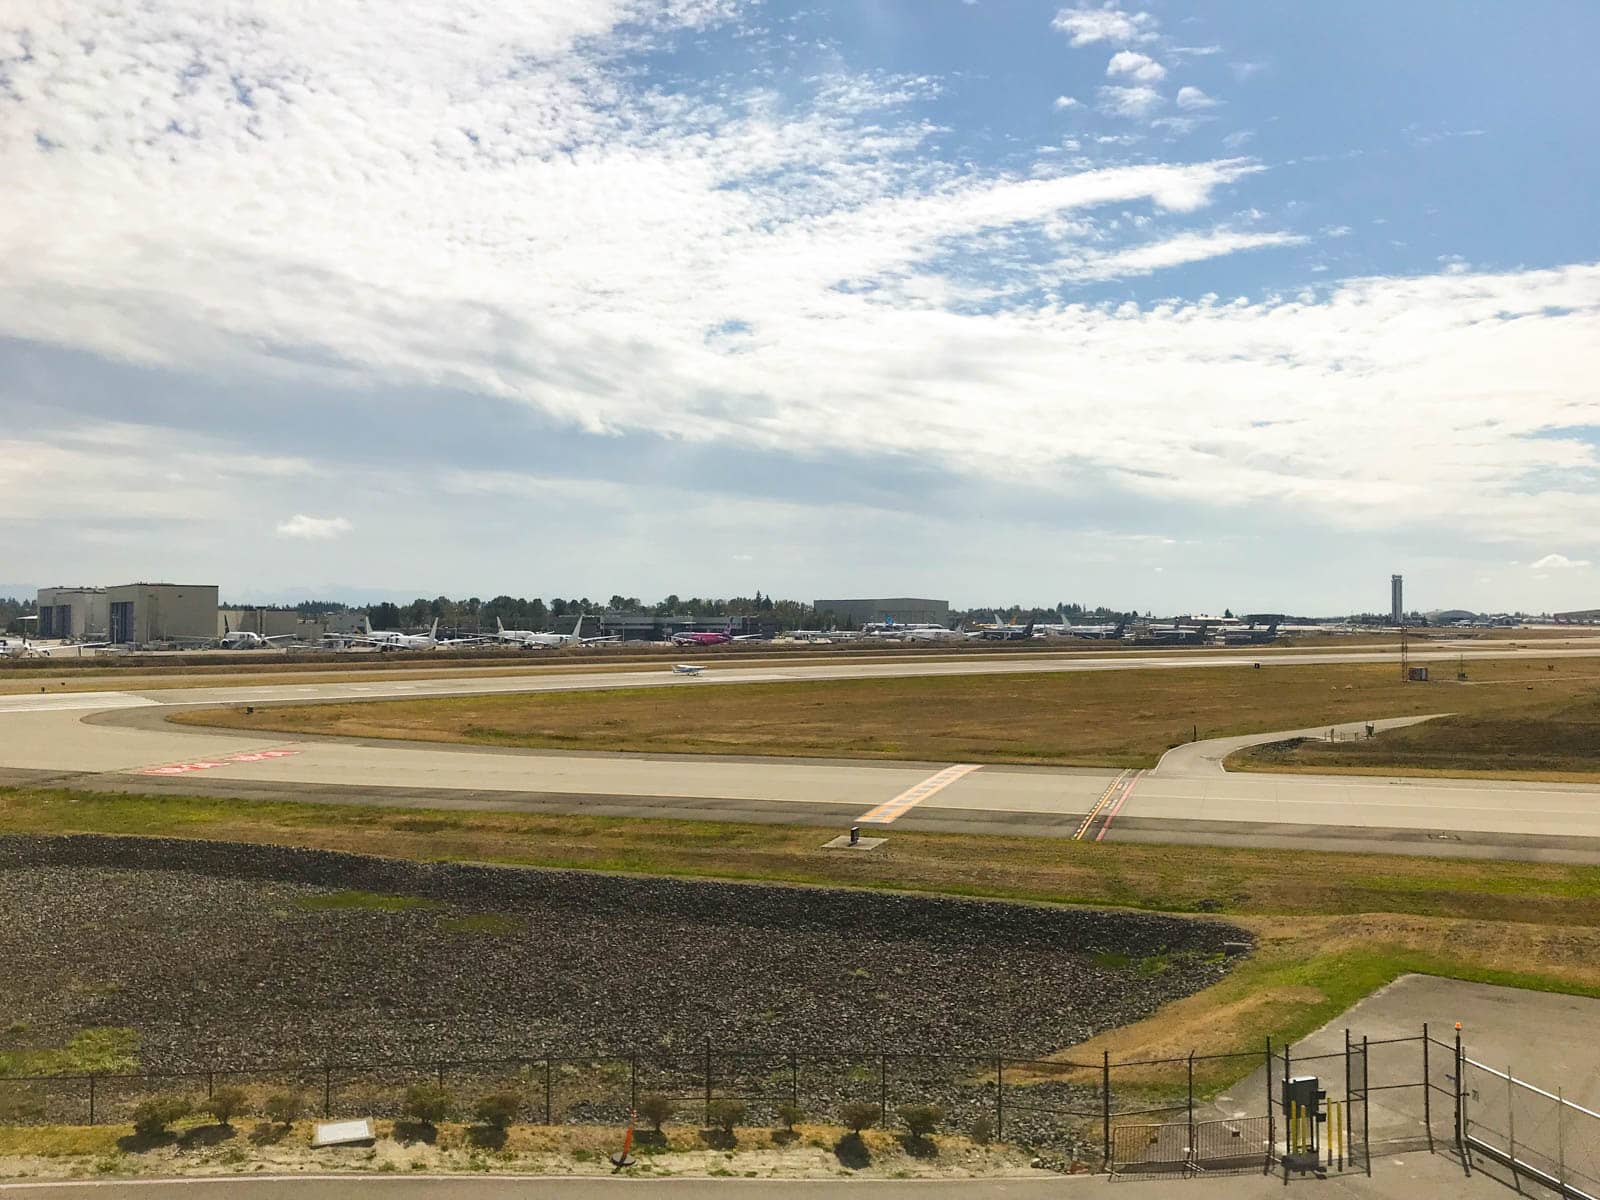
(176, 656), (1600, 768)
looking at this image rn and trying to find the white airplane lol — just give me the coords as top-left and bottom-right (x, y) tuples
(671, 663), (705, 676)
(219, 617), (295, 650)
(494, 614), (616, 648)
(346, 617), (442, 651)
(0, 637), (108, 658)
(900, 625), (969, 642)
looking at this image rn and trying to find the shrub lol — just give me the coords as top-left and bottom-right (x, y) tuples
(473, 1091), (520, 1130)
(705, 1099), (745, 1134)
(402, 1083), (453, 1127)
(970, 1114), (993, 1146)
(131, 1095), (192, 1138)
(205, 1086), (249, 1127)
(897, 1103), (943, 1140)
(637, 1093), (676, 1132)
(775, 1102), (803, 1132)
(839, 1102), (881, 1134)
(263, 1091), (304, 1127)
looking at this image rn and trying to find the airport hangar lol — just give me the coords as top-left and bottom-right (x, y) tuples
(815, 597), (950, 626)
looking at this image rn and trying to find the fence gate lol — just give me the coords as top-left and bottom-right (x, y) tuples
(1110, 1117), (1272, 1175)
(1462, 1056), (1600, 1199)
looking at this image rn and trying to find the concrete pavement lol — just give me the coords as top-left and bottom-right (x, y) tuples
(5, 647), (1600, 861)
(0, 1152), (1502, 1198)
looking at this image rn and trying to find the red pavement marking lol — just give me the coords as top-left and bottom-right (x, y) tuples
(136, 748), (301, 776)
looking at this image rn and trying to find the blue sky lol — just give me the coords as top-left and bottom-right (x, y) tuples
(2, 1), (1598, 614)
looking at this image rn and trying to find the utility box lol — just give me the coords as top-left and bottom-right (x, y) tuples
(1407, 666), (1429, 682)
(1282, 1075), (1324, 1171)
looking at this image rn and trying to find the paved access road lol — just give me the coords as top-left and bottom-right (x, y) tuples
(0, 1150), (1508, 1199)
(4, 644), (1600, 861)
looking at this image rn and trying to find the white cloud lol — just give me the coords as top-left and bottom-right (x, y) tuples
(1531, 554), (1591, 570)
(1052, 6), (1157, 46)
(1053, 95), (1081, 110)
(2, 0), (1600, 580)
(1107, 51), (1166, 83)
(276, 514), (353, 540)
(1176, 86), (1220, 110)
(1055, 228), (1305, 281)
(1098, 84), (1165, 119)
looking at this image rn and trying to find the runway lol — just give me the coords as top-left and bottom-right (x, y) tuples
(5, 646), (1600, 862)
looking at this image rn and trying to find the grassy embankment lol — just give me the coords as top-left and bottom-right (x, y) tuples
(6, 784), (1600, 1084)
(176, 656), (1600, 770)
(1231, 689), (1600, 782)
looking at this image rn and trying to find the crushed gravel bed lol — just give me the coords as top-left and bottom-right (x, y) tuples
(0, 835), (1244, 1075)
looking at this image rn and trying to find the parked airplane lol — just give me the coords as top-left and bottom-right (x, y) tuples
(346, 617), (442, 651)
(670, 621), (763, 647)
(978, 618), (1036, 641)
(900, 625), (968, 642)
(220, 617), (295, 650)
(494, 614), (616, 648)
(0, 637), (108, 658)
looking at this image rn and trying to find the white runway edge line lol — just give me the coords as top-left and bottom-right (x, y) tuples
(856, 764), (982, 825)
(0, 692), (158, 715)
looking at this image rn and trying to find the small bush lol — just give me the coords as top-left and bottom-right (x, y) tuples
(132, 1095), (193, 1138)
(637, 1093), (676, 1132)
(897, 1103), (943, 1140)
(970, 1114), (993, 1145)
(839, 1102), (881, 1134)
(205, 1086), (249, 1127)
(775, 1102), (803, 1132)
(473, 1091), (520, 1130)
(263, 1091), (304, 1127)
(705, 1099), (745, 1134)
(402, 1083), (453, 1127)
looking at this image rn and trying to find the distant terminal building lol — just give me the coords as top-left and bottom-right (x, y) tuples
(106, 582), (219, 645)
(593, 611), (770, 641)
(1391, 575), (1404, 624)
(35, 586), (109, 639)
(815, 598), (951, 628)
(1554, 609), (1600, 624)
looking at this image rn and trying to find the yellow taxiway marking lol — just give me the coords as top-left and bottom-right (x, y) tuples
(1074, 769), (1132, 840)
(857, 763), (983, 824)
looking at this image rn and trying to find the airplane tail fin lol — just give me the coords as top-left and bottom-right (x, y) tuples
(429, 618), (439, 639)
(1023, 621), (1035, 636)
(364, 614), (373, 634)
(497, 617), (505, 635)
(573, 613), (584, 640)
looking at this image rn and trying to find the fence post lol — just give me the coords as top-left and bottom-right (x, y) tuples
(1283, 1040), (1293, 1184)
(1506, 1064), (1516, 1187)
(88, 1074), (96, 1127)
(436, 1062), (445, 1090)
(206, 1070), (214, 1101)
(789, 1049), (799, 1109)
(630, 1052), (638, 1115)
(1186, 1051), (1195, 1165)
(1421, 1023), (1433, 1153)
(879, 1054), (888, 1118)
(1361, 1037), (1370, 1176)
(1101, 1050), (1111, 1170)
(544, 1056), (553, 1126)
(1558, 1086), (1566, 1193)
(704, 1040), (713, 1125)
(1454, 1024), (1466, 1168)
(323, 1063), (332, 1118)
(995, 1056), (1004, 1141)
(1265, 1037), (1273, 1168)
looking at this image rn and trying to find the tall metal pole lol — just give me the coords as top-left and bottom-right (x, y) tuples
(1187, 1051), (1195, 1161)
(1283, 1041), (1292, 1186)
(1362, 1037), (1371, 1176)
(1102, 1050), (1112, 1170)
(1507, 1065), (1516, 1187)
(1422, 1023), (1433, 1152)
(1455, 1023), (1468, 1172)
(1265, 1037), (1274, 1171)
(1558, 1086), (1566, 1193)
(995, 1056), (1004, 1141)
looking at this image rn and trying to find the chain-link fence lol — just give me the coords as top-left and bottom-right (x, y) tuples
(0, 1041), (1282, 1168)
(1463, 1057), (1600, 1199)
